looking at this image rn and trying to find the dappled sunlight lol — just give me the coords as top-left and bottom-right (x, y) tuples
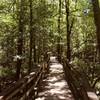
(36, 97), (45, 100)
(47, 77), (58, 82)
(36, 57), (74, 100)
(87, 92), (99, 100)
(50, 64), (63, 73)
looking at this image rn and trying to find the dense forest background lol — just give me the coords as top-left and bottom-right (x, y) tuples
(0, 0), (100, 95)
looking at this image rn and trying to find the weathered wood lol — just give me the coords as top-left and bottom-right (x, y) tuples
(62, 58), (98, 100)
(0, 72), (36, 99)
(0, 62), (48, 100)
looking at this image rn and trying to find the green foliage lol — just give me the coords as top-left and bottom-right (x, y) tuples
(0, 0), (100, 92)
(0, 67), (14, 76)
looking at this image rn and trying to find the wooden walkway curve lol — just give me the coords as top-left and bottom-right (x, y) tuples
(36, 56), (74, 100)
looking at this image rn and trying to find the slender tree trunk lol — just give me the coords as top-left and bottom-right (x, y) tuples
(65, 0), (75, 62)
(28, 0), (33, 73)
(37, 41), (40, 63)
(33, 38), (37, 63)
(92, 0), (100, 59)
(65, 0), (71, 62)
(16, 0), (24, 80)
(57, 0), (61, 61)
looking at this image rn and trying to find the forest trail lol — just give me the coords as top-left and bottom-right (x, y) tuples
(36, 57), (74, 100)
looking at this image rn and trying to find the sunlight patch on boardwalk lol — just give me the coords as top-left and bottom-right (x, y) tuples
(36, 57), (74, 100)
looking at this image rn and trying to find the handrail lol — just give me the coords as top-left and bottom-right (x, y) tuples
(0, 62), (48, 100)
(62, 58), (98, 100)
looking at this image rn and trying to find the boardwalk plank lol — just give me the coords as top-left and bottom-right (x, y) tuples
(36, 57), (74, 100)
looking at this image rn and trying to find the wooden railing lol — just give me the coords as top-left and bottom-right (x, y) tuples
(62, 58), (99, 100)
(0, 62), (49, 100)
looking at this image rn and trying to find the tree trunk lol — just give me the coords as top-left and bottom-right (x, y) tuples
(65, 0), (75, 62)
(92, 0), (100, 59)
(28, 0), (33, 73)
(57, 0), (61, 62)
(33, 38), (37, 63)
(16, 0), (24, 80)
(65, 0), (71, 62)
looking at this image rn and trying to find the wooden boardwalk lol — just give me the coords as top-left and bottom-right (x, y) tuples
(36, 57), (74, 100)
(0, 56), (99, 100)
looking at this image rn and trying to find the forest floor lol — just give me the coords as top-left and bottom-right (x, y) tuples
(36, 57), (74, 100)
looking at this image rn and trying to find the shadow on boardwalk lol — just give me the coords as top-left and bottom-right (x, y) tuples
(36, 57), (74, 100)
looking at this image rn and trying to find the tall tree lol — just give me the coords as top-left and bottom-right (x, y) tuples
(57, 0), (62, 61)
(92, 0), (100, 59)
(65, 0), (73, 62)
(65, 0), (76, 62)
(65, 0), (71, 62)
(16, 0), (24, 80)
(28, 0), (33, 73)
